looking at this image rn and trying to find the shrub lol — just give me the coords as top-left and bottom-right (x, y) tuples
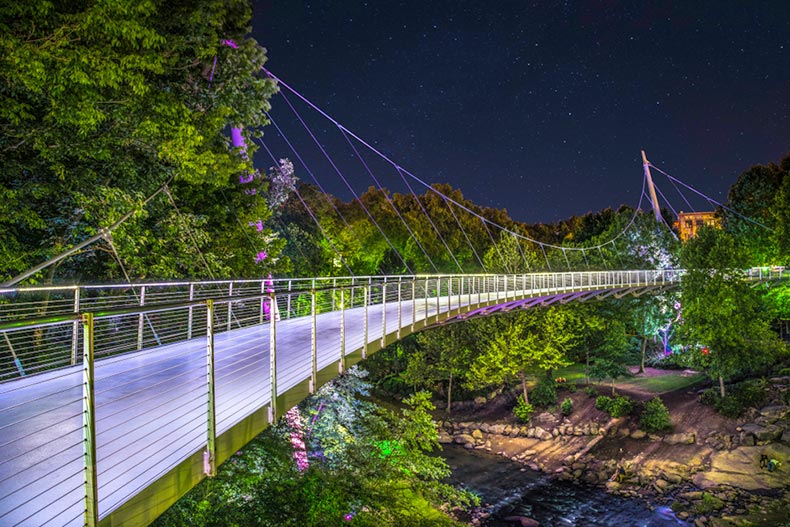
(595, 395), (613, 412)
(715, 396), (744, 418)
(608, 396), (633, 417)
(640, 397), (672, 433)
(565, 382), (577, 393)
(530, 381), (557, 408)
(513, 395), (534, 423)
(561, 398), (573, 416)
(699, 387), (719, 407)
(584, 385), (598, 398)
(731, 378), (768, 408)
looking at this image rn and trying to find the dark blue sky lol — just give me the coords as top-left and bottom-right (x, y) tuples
(251, 1), (789, 223)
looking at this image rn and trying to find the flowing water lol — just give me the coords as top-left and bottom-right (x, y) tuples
(441, 445), (689, 527)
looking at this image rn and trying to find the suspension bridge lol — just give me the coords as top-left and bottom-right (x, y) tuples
(0, 68), (781, 527)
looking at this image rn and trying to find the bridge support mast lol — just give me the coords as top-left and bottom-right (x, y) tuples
(641, 150), (663, 222)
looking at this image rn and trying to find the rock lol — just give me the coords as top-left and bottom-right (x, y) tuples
(522, 449), (536, 458)
(664, 432), (696, 445)
(471, 429), (484, 440)
(652, 478), (670, 493)
(694, 516), (708, 527)
(679, 491), (704, 500)
(480, 423), (491, 433)
(533, 426), (552, 441)
(504, 425), (513, 435)
(438, 431), (453, 444)
(692, 444), (790, 491)
(741, 423), (783, 443)
(490, 424), (506, 435)
(631, 429), (647, 440)
(474, 396), (487, 406)
(463, 443), (474, 449)
(453, 434), (475, 445)
(782, 427), (790, 443)
(740, 433), (756, 446)
(536, 412), (557, 425)
(759, 405), (789, 423)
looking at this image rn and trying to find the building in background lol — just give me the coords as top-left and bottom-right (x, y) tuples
(675, 211), (721, 241)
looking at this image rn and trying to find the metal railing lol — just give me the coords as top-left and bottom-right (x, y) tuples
(0, 267), (783, 526)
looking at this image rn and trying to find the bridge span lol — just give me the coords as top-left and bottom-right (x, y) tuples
(0, 270), (696, 526)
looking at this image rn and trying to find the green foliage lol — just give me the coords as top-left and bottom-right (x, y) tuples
(693, 493), (725, 514)
(530, 381), (557, 408)
(561, 397), (573, 416)
(584, 386), (599, 398)
(678, 226), (784, 396)
(595, 395), (633, 417)
(699, 379), (768, 418)
(640, 397), (672, 433)
(1, 0), (282, 283)
(564, 382), (577, 393)
(155, 368), (476, 527)
(595, 395), (613, 411)
(513, 395), (534, 423)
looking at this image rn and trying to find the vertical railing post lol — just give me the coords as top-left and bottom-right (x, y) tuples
(424, 278), (429, 322)
(81, 312), (99, 527)
(71, 287), (80, 365)
(227, 283), (233, 332)
(381, 283), (387, 346)
(204, 300), (217, 476)
(287, 280), (292, 320)
(310, 287), (318, 392)
(339, 288), (346, 373)
(332, 278), (337, 311)
(363, 285), (369, 359)
(269, 290), (277, 423)
(411, 279), (416, 332)
(137, 285), (146, 350)
(397, 278), (402, 340)
(435, 277), (441, 322)
(187, 283), (195, 339)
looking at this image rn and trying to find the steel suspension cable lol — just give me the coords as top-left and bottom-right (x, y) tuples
(338, 126), (438, 272)
(439, 194), (488, 271)
(649, 163), (771, 230)
(258, 140), (355, 275)
(264, 68), (647, 255)
(271, 91), (411, 273)
(395, 166), (464, 273)
(163, 185), (216, 279)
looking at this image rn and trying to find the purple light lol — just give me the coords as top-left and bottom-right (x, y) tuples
(222, 39), (238, 49)
(344, 513), (354, 522)
(255, 251), (267, 263)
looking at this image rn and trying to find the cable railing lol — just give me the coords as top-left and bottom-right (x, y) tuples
(0, 268), (786, 526)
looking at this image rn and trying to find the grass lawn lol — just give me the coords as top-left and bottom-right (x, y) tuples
(553, 363), (706, 394)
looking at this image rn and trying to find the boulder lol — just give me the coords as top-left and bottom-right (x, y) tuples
(652, 478), (670, 493)
(536, 412), (557, 425)
(438, 431), (453, 444)
(489, 424), (506, 435)
(453, 434), (475, 445)
(471, 429), (484, 440)
(474, 396), (487, 406)
(664, 432), (696, 445)
(533, 426), (553, 441)
(741, 423), (783, 443)
(631, 429), (647, 440)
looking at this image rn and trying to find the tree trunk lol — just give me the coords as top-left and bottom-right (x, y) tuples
(611, 378), (616, 396)
(520, 371), (529, 404)
(719, 374), (726, 398)
(585, 346), (590, 385)
(446, 372), (453, 416)
(638, 336), (647, 374)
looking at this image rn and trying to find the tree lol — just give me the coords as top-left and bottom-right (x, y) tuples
(678, 226), (782, 397)
(466, 308), (576, 403)
(1, 0), (279, 282)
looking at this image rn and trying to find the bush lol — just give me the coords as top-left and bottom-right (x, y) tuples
(596, 395), (633, 417)
(561, 398), (573, 416)
(530, 381), (557, 408)
(640, 397), (672, 433)
(584, 385), (598, 398)
(715, 396), (744, 418)
(699, 387), (719, 407)
(564, 382), (577, 393)
(608, 396), (633, 417)
(513, 395), (534, 423)
(731, 378), (768, 408)
(595, 395), (613, 411)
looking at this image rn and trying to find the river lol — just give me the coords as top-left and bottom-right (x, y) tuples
(441, 445), (689, 527)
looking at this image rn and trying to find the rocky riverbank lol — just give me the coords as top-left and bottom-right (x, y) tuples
(435, 375), (790, 526)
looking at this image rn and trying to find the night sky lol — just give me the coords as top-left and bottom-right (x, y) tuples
(250, 1), (789, 224)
